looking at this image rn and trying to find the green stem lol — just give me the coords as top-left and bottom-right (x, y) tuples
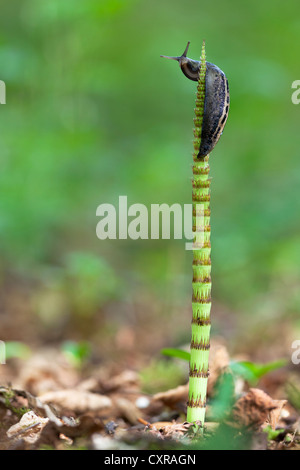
(187, 41), (211, 426)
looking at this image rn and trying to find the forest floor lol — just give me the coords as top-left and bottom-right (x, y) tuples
(0, 277), (299, 451)
(0, 337), (299, 450)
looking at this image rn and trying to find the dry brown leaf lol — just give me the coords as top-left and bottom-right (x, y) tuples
(139, 420), (192, 441)
(77, 370), (140, 395)
(152, 384), (188, 408)
(18, 350), (79, 395)
(232, 388), (286, 429)
(153, 421), (190, 433)
(6, 411), (49, 444)
(155, 421), (191, 437)
(38, 390), (112, 413)
(77, 377), (100, 392)
(102, 370), (140, 393)
(266, 399), (288, 430)
(113, 397), (140, 425)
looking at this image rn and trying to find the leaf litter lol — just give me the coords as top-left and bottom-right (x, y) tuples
(0, 338), (299, 451)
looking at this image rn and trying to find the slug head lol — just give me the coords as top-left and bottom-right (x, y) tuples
(160, 41), (200, 81)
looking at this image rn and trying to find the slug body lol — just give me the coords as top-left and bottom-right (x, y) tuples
(161, 42), (230, 158)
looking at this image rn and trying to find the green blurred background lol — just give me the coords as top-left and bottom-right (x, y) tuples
(0, 0), (300, 365)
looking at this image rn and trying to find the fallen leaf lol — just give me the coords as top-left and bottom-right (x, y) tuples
(232, 388), (285, 429)
(25, 391), (65, 426)
(102, 370), (140, 393)
(38, 390), (112, 413)
(138, 420), (193, 441)
(154, 421), (192, 438)
(113, 397), (140, 425)
(267, 399), (288, 430)
(152, 384), (188, 409)
(6, 411), (49, 444)
(18, 350), (79, 395)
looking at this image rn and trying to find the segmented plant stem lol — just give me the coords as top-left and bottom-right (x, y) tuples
(187, 42), (212, 425)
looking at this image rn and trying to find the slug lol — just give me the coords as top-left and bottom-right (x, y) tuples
(161, 41), (229, 158)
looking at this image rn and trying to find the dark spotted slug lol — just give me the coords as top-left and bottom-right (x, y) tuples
(161, 41), (230, 158)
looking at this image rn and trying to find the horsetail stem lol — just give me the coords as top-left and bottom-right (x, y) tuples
(186, 41), (212, 426)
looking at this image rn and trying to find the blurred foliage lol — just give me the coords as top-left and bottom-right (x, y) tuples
(161, 347), (190, 362)
(286, 382), (300, 411)
(263, 425), (285, 442)
(161, 347), (288, 387)
(0, 0), (300, 345)
(190, 421), (253, 451)
(139, 358), (186, 394)
(230, 359), (288, 386)
(3, 341), (31, 361)
(208, 372), (236, 422)
(62, 251), (119, 316)
(33, 250), (120, 331)
(61, 340), (91, 368)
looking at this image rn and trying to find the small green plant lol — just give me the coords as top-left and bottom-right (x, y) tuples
(161, 347), (287, 386)
(263, 425), (285, 442)
(230, 358), (287, 386)
(286, 382), (300, 411)
(160, 348), (190, 362)
(61, 340), (91, 368)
